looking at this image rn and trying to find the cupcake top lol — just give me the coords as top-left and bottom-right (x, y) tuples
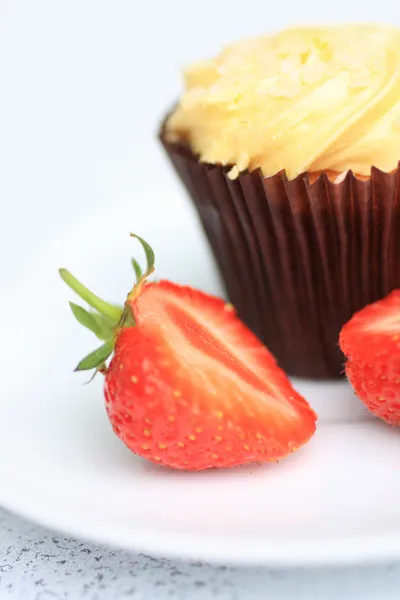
(166, 25), (400, 180)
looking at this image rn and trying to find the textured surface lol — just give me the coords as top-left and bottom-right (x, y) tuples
(2, 508), (400, 600)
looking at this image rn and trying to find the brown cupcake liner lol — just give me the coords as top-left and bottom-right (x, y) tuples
(160, 124), (400, 379)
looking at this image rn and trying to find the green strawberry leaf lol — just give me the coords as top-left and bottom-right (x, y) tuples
(69, 303), (121, 340)
(130, 233), (155, 278)
(69, 302), (103, 338)
(90, 311), (120, 340)
(131, 258), (143, 281)
(60, 232), (157, 377)
(84, 367), (104, 385)
(59, 269), (121, 323)
(74, 339), (114, 372)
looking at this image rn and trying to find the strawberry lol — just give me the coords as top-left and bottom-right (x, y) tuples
(60, 234), (316, 470)
(340, 290), (400, 425)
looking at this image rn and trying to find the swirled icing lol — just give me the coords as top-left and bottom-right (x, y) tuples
(166, 25), (400, 179)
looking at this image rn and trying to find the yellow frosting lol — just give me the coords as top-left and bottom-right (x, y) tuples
(166, 25), (400, 179)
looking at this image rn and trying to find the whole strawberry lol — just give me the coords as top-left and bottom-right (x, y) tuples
(60, 234), (316, 470)
(340, 290), (400, 425)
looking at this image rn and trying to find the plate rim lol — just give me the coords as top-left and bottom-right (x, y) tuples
(2, 196), (400, 568)
(2, 485), (400, 567)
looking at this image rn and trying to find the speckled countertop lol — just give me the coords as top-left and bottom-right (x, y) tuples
(2, 508), (400, 600)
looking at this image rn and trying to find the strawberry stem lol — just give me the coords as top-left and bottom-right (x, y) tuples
(59, 268), (121, 323)
(60, 233), (156, 376)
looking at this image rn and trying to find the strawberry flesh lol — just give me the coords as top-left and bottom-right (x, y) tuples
(340, 290), (400, 425)
(105, 281), (316, 470)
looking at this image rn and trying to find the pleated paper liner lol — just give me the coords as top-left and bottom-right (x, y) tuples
(160, 128), (400, 379)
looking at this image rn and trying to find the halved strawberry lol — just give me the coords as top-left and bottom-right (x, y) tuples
(60, 235), (316, 470)
(340, 290), (400, 425)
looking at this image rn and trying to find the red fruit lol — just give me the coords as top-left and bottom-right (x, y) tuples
(60, 234), (316, 470)
(340, 290), (400, 425)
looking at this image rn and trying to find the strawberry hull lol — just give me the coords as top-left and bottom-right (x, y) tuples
(160, 123), (400, 379)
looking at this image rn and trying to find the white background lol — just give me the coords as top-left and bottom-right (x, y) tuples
(2, 0), (399, 285)
(1, 1), (400, 598)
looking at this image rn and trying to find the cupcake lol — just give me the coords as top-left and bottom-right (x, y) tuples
(160, 25), (400, 379)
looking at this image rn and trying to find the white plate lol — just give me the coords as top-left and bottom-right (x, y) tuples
(2, 186), (400, 568)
